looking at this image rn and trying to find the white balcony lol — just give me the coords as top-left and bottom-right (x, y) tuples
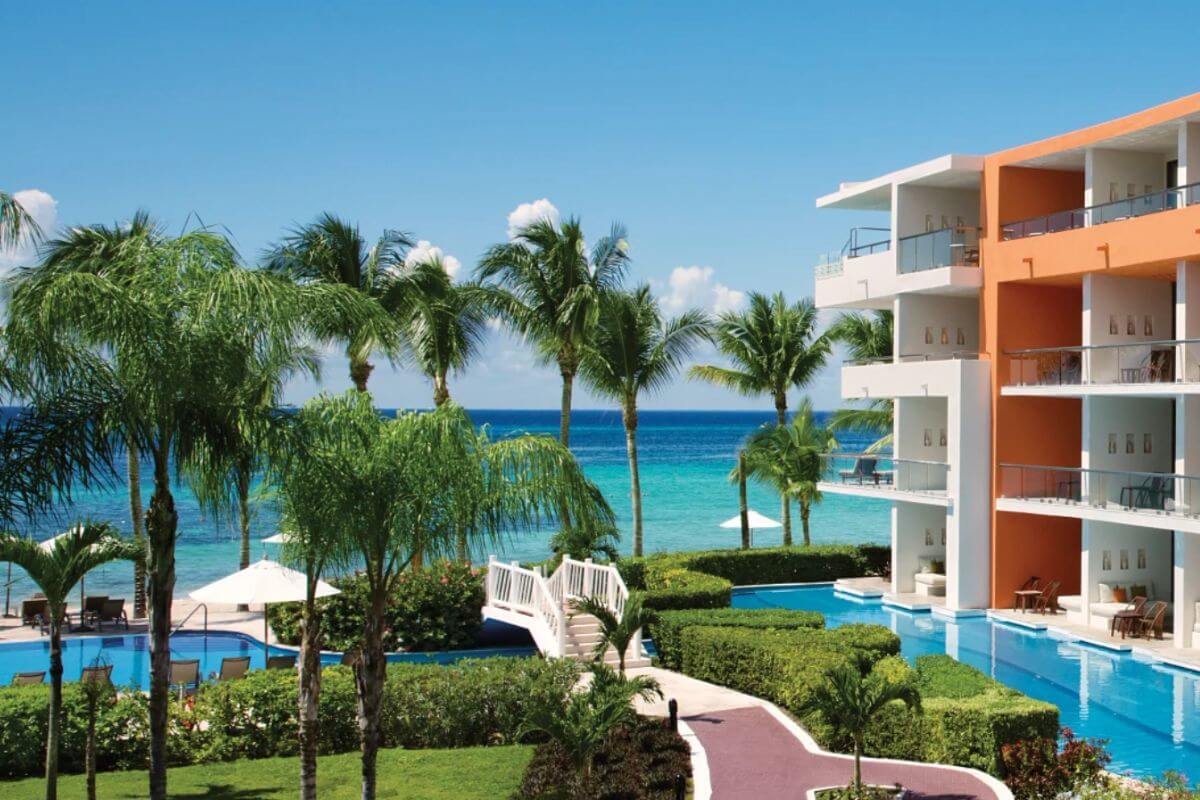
(818, 453), (950, 507)
(1001, 340), (1200, 398)
(841, 354), (988, 401)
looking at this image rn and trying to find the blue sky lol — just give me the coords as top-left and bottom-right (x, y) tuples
(5, 2), (1200, 410)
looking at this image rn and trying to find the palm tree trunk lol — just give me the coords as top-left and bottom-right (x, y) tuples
(237, 461), (251, 612)
(85, 693), (98, 800)
(558, 360), (576, 447)
(44, 611), (63, 800)
(433, 372), (450, 407)
(623, 402), (643, 558)
(801, 500), (812, 546)
(299, 576), (322, 800)
(127, 435), (147, 619)
(774, 393), (787, 427)
(853, 738), (863, 793)
(774, 395), (791, 546)
(355, 589), (389, 800)
(738, 451), (750, 550)
(146, 445), (178, 800)
(455, 530), (468, 563)
(349, 355), (373, 392)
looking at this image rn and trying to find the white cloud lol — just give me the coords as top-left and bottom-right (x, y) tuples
(506, 198), (560, 240)
(658, 265), (747, 316)
(0, 189), (58, 273)
(404, 240), (462, 280)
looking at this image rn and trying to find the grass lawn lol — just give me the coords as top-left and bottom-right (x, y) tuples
(1, 744), (534, 799)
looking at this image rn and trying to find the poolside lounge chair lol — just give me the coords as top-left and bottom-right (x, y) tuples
(168, 659), (201, 699)
(213, 656), (250, 683)
(1033, 580), (1062, 614)
(81, 664), (113, 686)
(1134, 601), (1168, 640)
(265, 655), (297, 670)
(96, 598), (129, 631)
(78, 595), (108, 627)
(20, 597), (48, 627)
(11, 671), (45, 686)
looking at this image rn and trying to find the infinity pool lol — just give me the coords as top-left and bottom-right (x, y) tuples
(0, 631), (536, 691)
(734, 584), (1200, 781)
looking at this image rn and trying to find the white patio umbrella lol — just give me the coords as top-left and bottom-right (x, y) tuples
(189, 559), (340, 662)
(719, 509), (782, 547)
(262, 533), (289, 545)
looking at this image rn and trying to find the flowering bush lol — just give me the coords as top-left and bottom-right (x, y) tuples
(1001, 727), (1111, 800)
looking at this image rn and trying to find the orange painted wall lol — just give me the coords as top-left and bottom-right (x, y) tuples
(997, 167), (1084, 225)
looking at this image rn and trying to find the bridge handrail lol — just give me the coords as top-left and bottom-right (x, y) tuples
(485, 557), (566, 656)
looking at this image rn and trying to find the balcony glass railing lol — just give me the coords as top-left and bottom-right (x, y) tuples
(846, 351), (980, 366)
(1000, 183), (1200, 241)
(820, 453), (948, 495)
(897, 227), (981, 274)
(815, 253), (844, 279)
(998, 464), (1200, 518)
(1004, 339), (1200, 387)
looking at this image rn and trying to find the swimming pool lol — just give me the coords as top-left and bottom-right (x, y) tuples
(734, 584), (1200, 781)
(0, 631), (536, 691)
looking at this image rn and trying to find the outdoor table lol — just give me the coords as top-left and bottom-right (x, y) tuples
(1112, 609), (1141, 639)
(1013, 589), (1042, 613)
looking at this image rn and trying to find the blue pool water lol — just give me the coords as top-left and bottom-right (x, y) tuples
(735, 584), (1200, 781)
(0, 631), (536, 690)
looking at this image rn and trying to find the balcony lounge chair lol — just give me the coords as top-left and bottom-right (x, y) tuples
(1119, 475), (1172, 511)
(265, 655), (297, 670)
(1033, 580), (1062, 614)
(1134, 601), (1168, 640)
(168, 659), (201, 699)
(96, 598), (129, 631)
(81, 664), (113, 686)
(20, 597), (48, 627)
(839, 458), (892, 486)
(10, 671), (45, 686)
(212, 656), (250, 683)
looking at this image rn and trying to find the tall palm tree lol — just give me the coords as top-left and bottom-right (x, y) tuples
(740, 399), (832, 546)
(691, 292), (831, 535)
(477, 217), (630, 447)
(0, 523), (139, 800)
(0, 191), (42, 249)
(803, 662), (921, 795)
(273, 392), (613, 800)
(580, 286), (708, 556)
(402, 258), (488, 407)
(827, 310), (894, 452)
(264, 213), (428, 391)
(572, 592), (655, 676)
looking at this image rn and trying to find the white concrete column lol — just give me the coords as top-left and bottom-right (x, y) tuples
(944, 361), (991, 610)
(890, 504), (901, 597)
(892, 297), (904, 362)
(1173, 531), (1200, 648)
(1177, 122), (1200, 190)
(1176, 262), (1200, 383)
(1084, 147), (1097, 209)
(1080, 522), (1093, 627)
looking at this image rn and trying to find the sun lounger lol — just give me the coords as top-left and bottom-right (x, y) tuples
(81, 664), (113, 686)
(1134, 601), (1168, 640)
(1033, 580), (1062, 614)
(77, 595), (108, 628)
(213, 656), (250, 683)
(838, 458), (893, 486)
(11, 671), (45, 686)
(20, 597), (48, 627)
(168, 659), (201, 699)
(265, 655), (297, 670)
(97, 598), (129, 631)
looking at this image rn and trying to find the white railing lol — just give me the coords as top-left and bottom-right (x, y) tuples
(555, 556), (628, 617)
(485, 557), (566, 656)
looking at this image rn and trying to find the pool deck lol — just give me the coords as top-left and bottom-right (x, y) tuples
(0, 599), (277, 645)
(630, 666), (1010, 800)
(834, 576), (948, 612)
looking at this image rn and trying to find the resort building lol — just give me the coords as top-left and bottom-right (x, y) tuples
(815, 92), (1200, 649)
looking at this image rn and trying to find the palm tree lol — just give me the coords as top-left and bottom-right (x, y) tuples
(520, 663), (661, 787)
(740, 398), (832, 546)
(0, 524), (139, 800)
(827, 310), (894, 452)
(273, 392), (613, 800)
(548, 520), (621, 565)
(477, 217), (630, 447)
(264, 213), (430, 391)
(0, 191), (42, 249)
(572, 592), (655, 676)
(580, 286), (708, 556)
(5, 222), (380, 800)
(402, 259), (488, 407)
(690, 292), (831, 537)
(803, 662), (922, 796)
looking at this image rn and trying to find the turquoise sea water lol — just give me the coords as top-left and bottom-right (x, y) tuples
(6, 409), (890, 603)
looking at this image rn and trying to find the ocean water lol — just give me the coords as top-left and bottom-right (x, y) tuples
(5, 409), (890, 602)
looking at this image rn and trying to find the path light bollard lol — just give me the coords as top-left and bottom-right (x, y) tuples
(668, 698), (678, 732)
(673, 774), (686, 800)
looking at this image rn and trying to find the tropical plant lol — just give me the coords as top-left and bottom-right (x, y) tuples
(547, 522), (621, 565)
(739, 398), (833, 546)
(270, 391), (613, 800)
(580, 286), (708, 556)
(571, 592), (655, 676)
(803, 661), (921, 797)
(401, 258), (488, 407)
(263, 212), (436, 391)
(0, 523), (138, 800)
(826, 311), (894, 453)
(690, 292), (830, 535)
(519, 663), (661, 787)
(0, 191), (42, 249)
(1000, 728), (1111, 800)
(477, 216), (630, 447)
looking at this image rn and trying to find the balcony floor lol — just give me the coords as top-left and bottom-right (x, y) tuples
(1001, 382), (1200, 398)
(995, 496), (1200, 534)
(987, 608), (1200, 667)
(818, 481), (949, 507)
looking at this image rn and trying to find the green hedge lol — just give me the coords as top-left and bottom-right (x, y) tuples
(640, 565), (732, 611)
(619, 543), (889, 591)
(650, 608), (824, 670)
(0, 657), (579, 779)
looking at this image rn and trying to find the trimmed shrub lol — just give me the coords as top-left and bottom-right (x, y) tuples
(641, 568), (732, 611)
(650, 608), (824, 670)
(268, 560), (485, 652)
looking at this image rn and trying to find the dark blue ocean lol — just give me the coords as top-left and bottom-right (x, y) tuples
(6, 409), (890, 600)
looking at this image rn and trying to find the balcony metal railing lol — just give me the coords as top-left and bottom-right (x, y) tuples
(998, 463), (1200, 519)
(845, 351), (980, 367)
(897, 226), (981, 274)
(1004, 338), (1200, 387)
(1000, 182), (1200, 241)
(820, 453), (949, 495)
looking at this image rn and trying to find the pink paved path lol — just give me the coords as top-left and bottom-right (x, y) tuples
(685, 706), (1003, 800)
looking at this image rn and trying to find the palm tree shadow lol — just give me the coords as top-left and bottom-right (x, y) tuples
(159, 786), (275, 800)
